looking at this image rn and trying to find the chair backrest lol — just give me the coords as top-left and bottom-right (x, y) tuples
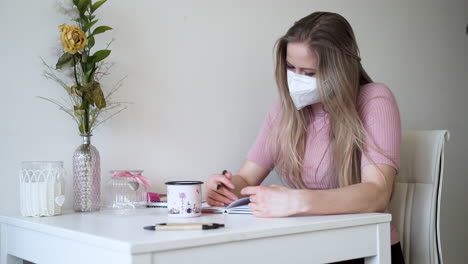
(388, 130), (449, 264)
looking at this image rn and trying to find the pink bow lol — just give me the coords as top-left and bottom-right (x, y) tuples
(112, 171), (152, 191)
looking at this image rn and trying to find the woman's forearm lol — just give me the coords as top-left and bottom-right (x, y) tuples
(231, 160), (271, 199)
(295, 182), (390, 215)
(231, 175), (251, 198)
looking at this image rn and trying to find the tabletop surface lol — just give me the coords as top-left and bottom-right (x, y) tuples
(0, 208), (391, 254)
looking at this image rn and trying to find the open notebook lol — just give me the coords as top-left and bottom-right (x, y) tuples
(202, 197), (252, 214)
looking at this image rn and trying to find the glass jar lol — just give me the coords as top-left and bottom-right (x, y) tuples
(19, 161), (66, 217)
(105, 170), (148, 209)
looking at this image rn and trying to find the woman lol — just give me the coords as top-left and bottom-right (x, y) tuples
(205, 12), (405, 264)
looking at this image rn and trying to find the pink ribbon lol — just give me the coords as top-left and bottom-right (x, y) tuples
(112, 171), (152, 191)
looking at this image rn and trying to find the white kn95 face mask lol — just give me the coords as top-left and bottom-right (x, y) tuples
(287, 70), (320, 110)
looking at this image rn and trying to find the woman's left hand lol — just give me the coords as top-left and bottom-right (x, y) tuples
(240, 185), (302, 217)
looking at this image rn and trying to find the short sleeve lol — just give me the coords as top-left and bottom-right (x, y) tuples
(246, 102), (280, 171)
(358, 83), (401, 173)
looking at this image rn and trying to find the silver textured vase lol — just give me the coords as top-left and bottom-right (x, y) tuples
(73, 134), (101, 212)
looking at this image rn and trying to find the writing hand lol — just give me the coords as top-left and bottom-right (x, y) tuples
(206, 171), (239, 206)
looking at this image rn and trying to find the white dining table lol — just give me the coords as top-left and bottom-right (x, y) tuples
(0, 208), (391, 264)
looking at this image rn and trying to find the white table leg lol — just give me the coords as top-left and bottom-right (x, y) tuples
(1, 224), (23, 264)
(365, 223), (391, 264)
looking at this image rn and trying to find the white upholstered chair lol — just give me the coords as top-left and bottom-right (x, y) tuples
(388, 130), (450, 264)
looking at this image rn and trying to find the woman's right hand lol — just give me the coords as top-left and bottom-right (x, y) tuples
(206, 171), (239, 206)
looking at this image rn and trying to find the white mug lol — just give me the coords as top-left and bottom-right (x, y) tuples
(166, 181), (203, 217)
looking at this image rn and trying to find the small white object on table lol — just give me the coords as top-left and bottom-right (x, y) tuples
(0, 208), (391, 264)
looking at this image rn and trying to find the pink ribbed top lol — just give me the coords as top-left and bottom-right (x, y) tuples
(247, 82), (401, 244)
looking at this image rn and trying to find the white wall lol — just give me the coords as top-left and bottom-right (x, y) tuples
(1, 0), (467, 262)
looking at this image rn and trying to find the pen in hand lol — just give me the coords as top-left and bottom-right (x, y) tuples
(216, 170), (228, 190)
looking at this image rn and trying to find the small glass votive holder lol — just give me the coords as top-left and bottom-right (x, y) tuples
(19, 161), (66, 217)
(105, 170), (148, 209)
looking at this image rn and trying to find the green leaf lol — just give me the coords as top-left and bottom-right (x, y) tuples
(86, 61), (94, 72)
(89, 15), (96, 21)
(77, 0), (91, 15)
(91, 82), (106, 109)
(55, 53), (73, 70)
(82, 15), (89, 25)
(83, 67), (95, 84)
(83, 19), (98, 32)
(92, 26), (112, 35)
(72, 0), (80, 8)
(91, 0), (107, 13)
(87, 36), (95, 49)
(91, 50), (111, 63)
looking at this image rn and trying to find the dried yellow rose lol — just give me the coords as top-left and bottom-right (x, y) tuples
(58, 24), (87, 54)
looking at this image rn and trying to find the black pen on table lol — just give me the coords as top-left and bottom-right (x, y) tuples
(216, 170), (228, 190)
(144, 223), (225, 231)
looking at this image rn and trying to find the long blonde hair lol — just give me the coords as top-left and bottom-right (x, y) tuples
(272, 12), (374, 188)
